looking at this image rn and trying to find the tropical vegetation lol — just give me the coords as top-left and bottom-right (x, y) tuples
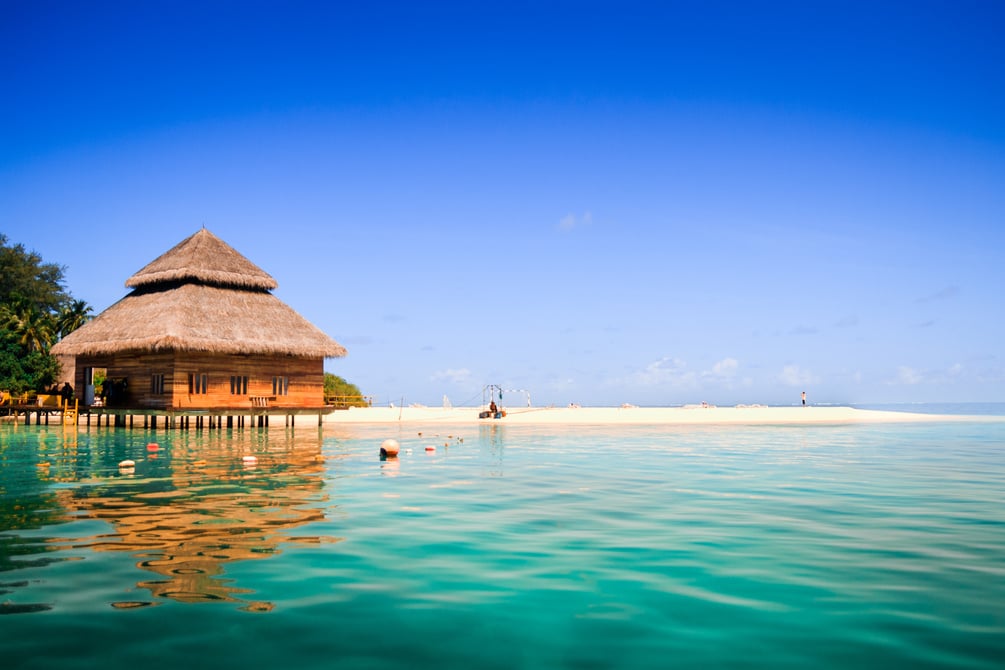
(0, 234), (93, 394)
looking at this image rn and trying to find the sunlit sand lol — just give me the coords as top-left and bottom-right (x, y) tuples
(324, 405), (995, 425)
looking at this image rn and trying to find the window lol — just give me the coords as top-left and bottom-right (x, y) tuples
(189, 373), (208, 395)
(151, 374), (165, 395)
(272, 376), (289, 396)
(230, 375), (248, 395)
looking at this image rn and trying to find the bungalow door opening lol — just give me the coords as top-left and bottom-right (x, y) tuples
(83, 367), (108, 406)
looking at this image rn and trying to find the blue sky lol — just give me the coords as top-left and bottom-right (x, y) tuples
(3, 1), (1003, 406)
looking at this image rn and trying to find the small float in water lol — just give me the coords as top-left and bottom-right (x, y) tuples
(380, 439), (400, 458)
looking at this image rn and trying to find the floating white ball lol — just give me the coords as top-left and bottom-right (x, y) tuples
(380, 439), (400, 457)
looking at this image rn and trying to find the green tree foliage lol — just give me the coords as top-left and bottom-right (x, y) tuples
(0, 337), (60, 394)
(323, 373), (369, 407)
(4, 301), (54, 353)
(0, 235), (91, 393)
(57, 299), (93, 339)
(0, 234), (69, 310)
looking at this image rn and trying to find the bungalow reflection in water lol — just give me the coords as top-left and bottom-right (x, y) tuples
(1, 428), (342, 612)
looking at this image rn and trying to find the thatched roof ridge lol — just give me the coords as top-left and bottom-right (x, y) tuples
(52, 283), (347, 358)
(125, 227), (278, 290)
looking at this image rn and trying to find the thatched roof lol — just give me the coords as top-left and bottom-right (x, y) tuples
(126, 227), (278, 290)
(52, 229), (347, 359)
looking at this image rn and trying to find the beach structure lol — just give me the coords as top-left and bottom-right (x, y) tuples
(50, 228), (346, 427)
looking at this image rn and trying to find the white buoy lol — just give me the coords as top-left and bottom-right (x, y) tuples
(380, 439), (400, 457)
(242, 455), (258, 464)
(118, 459), (135, 471)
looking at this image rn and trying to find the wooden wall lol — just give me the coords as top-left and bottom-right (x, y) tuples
(73, 352), (326, 410)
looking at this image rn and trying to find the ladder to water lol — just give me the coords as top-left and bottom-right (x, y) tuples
(61, 399), (79, 427)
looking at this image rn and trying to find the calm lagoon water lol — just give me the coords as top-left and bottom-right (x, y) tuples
(2, 417), (1004, 669)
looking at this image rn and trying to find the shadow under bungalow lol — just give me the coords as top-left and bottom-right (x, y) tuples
(49, 228), (348, 428)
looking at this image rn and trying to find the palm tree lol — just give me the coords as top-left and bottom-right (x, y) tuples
(57, 299), (92, 339)
(9, 305), (54, 353)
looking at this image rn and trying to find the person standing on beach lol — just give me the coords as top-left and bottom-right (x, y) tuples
(801, 391), (806, 406)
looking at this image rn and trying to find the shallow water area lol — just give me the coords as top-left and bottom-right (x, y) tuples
(1, 417), (1004, 669)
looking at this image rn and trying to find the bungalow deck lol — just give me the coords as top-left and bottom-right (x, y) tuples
(1, 403), (338, 429)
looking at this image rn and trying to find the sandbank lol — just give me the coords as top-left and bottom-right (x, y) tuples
(324, 405), (997, 426)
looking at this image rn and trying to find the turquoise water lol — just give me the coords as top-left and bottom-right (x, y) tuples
(2, 419), (1004, 669)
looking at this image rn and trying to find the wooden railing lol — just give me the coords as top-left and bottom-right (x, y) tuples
(324, 394), (373, 409)
(250, 396), (276, 408)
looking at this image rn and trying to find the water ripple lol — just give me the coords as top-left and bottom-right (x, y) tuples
(0, 422), (1003, 668)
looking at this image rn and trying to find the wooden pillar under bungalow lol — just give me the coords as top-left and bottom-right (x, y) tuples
(51, 227), (348, 430)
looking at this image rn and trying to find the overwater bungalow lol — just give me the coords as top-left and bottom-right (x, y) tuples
(51, 228), (346, 427)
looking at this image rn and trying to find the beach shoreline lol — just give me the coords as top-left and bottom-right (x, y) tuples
(323, 405), (1001, 426)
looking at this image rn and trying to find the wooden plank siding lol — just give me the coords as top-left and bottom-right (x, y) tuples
(73, 352), (327, 410)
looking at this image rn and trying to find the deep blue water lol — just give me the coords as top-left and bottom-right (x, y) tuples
(1, 417), (1004, 669)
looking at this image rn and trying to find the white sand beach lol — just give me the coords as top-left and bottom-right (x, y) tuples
(324, 405), (994, 426)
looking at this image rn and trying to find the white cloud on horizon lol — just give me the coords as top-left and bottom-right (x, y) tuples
(889, 363), (965, 387)
(558, 210), (592, 232)
(431, 368), (472, 384)
(779, 364), (817, 387)
(708, 357), (739, 377)
(636, 357), (693, 386)
(622, 356), (743, 389)
(700, 357), (750, 391)
(895, 366), (923, 385)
